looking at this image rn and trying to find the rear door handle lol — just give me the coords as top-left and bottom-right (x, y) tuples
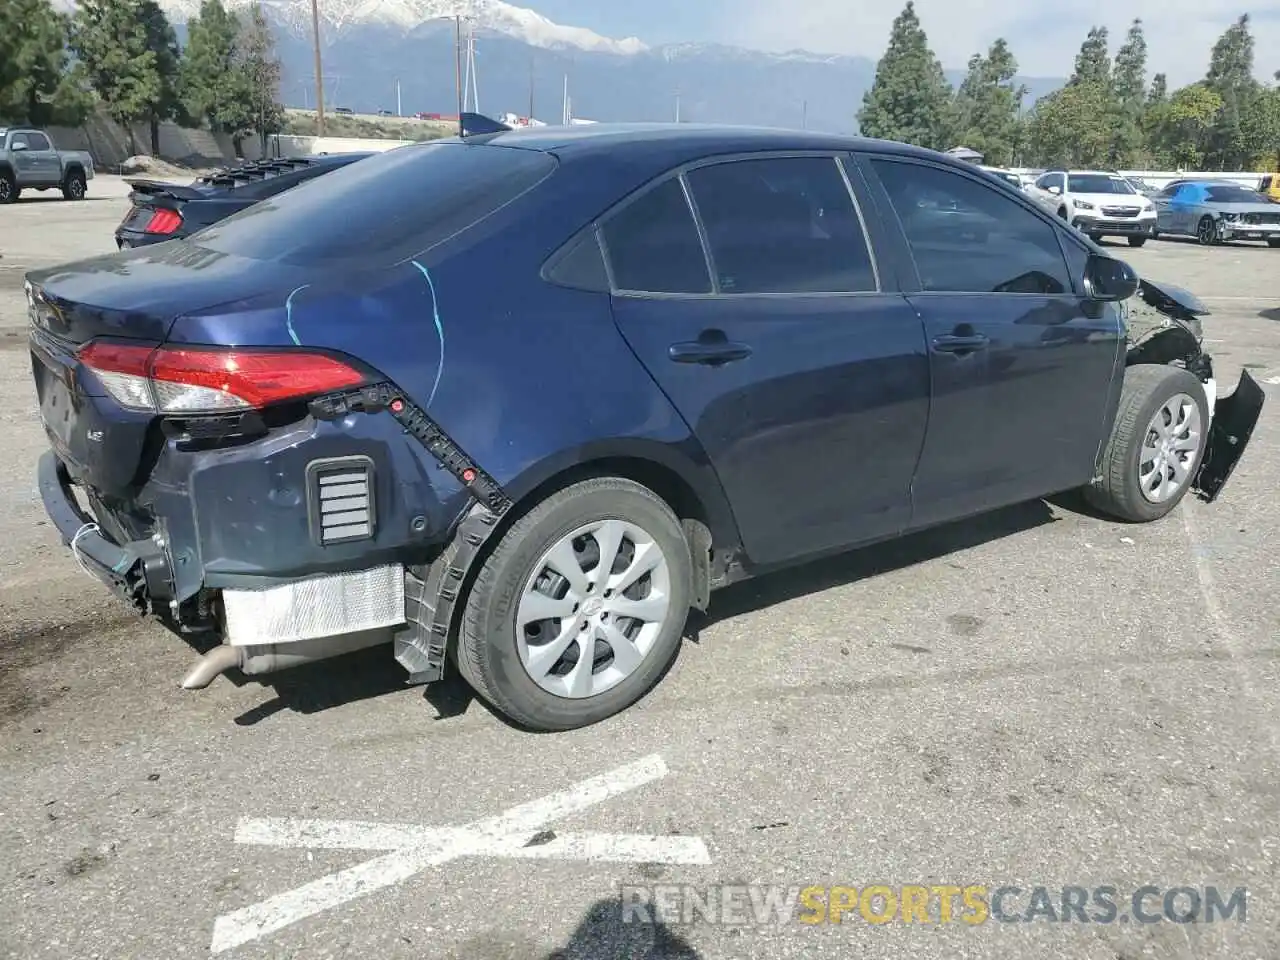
(669, 340), (753, 365)
(931, 334), (990, 355)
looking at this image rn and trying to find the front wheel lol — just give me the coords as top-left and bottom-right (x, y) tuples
(0, 170), (16, 204)
(456, 476), (693, 731)
(62, 169), (86, 200)
(1083, 364), (1210, 522)
(1128, 236), (1148, 247)
(1267, 238), (1280, 248)
(1196, 216), (1219, 246)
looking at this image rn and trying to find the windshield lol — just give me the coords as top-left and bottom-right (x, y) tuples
(1067, 175), (1135, 194)
(191, 141), (558, 268)
(1205, 185), (1265, 204)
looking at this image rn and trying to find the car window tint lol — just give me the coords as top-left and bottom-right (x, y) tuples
(28, 133), (50, 150)
(192, 142), (557, 268)
(685, 156), (876, 294)
(870, 159), (1071, 295)
(600, 177), (711, 294)
(10, 133), (29, 148)
(1206, 185), (1262, 203)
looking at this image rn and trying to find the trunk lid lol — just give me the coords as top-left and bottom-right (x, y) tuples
(27, 242), (315, 496)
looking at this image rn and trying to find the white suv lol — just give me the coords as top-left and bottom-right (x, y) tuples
(1027, 170), (1158, 247)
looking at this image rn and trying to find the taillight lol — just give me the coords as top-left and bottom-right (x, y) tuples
(144, 208), (183, 234)
(77, 342), (368, 414)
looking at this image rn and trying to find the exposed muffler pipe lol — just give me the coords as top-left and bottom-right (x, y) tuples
(179, 630), (391, 690)
(181, 644), (244, 690)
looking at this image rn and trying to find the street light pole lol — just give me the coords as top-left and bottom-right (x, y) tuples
(455, 15), (464, 135)
(309, 0), (325, 136)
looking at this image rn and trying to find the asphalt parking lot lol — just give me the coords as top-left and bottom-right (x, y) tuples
(2, 176), (1280, 960)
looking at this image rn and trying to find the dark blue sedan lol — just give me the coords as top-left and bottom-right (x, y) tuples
(26, 122), (1263, 730)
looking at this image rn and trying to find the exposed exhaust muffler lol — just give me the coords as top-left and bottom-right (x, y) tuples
(179, 630), (393, 690)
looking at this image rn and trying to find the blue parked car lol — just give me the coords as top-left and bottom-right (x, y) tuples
(27, 119), (1263, 730)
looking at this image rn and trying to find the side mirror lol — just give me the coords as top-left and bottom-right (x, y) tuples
(10, 141), (27, 151)
(1047, 185), (1061, 195)
(1084, 253), (1140, 302)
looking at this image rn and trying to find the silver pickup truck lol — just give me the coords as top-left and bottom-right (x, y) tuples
(0, 127), (95, 203)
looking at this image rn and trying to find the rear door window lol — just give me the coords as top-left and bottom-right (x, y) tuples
(193, 142), (557, 267)
(684, 156), (877, 294)
(600, 177), (712, 294)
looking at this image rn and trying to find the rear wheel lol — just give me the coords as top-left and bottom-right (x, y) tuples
(1196, 216), (1219, 246)
(62, 168), (86, 200)
(0, 170), (16, 204)
(1268, 238), (1280, 248)
(1058, 207), (1069, 220)
(1083, 364), (1209, 523)
(456, 476), (693, 731)
(1128, 236), (1147, 247)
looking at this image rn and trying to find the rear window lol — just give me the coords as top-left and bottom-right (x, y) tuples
(192, 141), (557, 267)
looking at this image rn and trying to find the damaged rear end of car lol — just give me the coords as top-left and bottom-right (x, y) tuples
(1122, 277), (1264, 502)
(28, 135), (561, 691)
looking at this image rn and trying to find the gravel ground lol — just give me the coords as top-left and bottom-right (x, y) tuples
(1, 186), (1279, 960)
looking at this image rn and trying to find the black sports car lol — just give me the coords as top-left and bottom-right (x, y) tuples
(114, 152), (374, 248)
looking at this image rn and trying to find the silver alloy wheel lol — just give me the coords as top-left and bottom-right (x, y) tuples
(516, 518), (672, 700)
(1139, 393), (1202, 504)
(1197, 217), (1216, 245)
(68, 176), (84, 199)
(0, 178), (10, 201)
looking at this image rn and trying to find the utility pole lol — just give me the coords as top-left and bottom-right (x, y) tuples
(454, 15), (464, 134)
(802, 100), (807, 130)
(674, 90), (681, 123)
(309, 0), (325, 136)
(395, 78), (401, 116)
(528, 55), (535, 121)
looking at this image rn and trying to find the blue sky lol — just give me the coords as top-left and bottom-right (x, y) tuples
(533, 0), (1280, 85)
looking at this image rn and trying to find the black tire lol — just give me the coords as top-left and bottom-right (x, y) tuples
(62, 168), (86, 200)
(1083, 364), (1210, 523)
(456, 476), (693, 731)
(1128, 236), (1148, 247)
(1196, 215), (1218, 246)
(0, 169), (16, 204)
(1057, 207), (1069, 220)
(1268, 238), (1280, 248)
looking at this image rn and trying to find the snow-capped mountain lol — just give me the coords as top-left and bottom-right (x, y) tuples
(156, 0), (647, 55)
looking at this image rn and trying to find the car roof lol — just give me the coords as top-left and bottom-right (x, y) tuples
(467, 122), (945, 167)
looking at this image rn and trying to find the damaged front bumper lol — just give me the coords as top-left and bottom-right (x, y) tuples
(1195, 368), (1265, 503)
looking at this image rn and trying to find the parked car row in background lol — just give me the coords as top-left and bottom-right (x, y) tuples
(1015, 167), (1280, 249)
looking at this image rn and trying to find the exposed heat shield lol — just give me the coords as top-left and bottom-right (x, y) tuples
(221, 564), (406, 646)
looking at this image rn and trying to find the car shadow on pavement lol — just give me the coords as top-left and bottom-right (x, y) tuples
(688, 497), (1057, 634)
(230, 498), (1058, 727)
(1260, 307), (1280, 322)
(442, 897), (702, 960)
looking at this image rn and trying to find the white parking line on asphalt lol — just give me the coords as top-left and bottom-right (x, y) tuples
(209, 753), (711, 954)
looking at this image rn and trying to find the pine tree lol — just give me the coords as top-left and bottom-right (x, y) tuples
(180, 0), (242, 138)
(951, 39), (1026, 166)
(235, 4), (285, 155)
(1070, 27), (1112, 88)
(1147, 74), (1168, 106)
(1110, 19), (1148, 166)
(138, 0), (181, 154)
(856, 2), (955, 151)
(70, 0), (163, 154)
(1203, 14), (1260, 169)
(0, 0), (92, 126)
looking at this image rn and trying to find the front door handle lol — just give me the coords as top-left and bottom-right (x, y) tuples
(931, 334), (990, 355)
(669, 340), (753, 365)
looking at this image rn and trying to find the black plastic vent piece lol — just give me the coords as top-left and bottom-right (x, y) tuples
(306, 455), (377, 545)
